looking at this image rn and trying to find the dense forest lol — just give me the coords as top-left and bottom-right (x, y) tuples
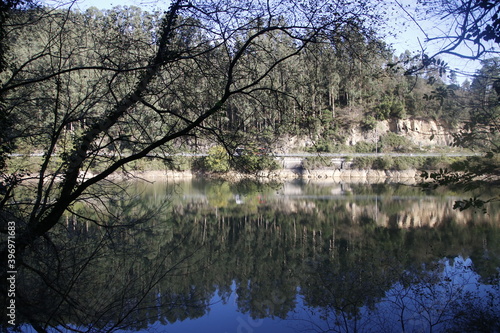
(1, 5), (498, 158)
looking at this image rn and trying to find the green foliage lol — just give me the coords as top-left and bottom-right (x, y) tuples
(354, 141), (376, 153)
(351, 155), (453, 171)
(422, 156), (460, 170)
(373, 99), (407, 120)
(452, 59), (500, 151)
(232, 147), (280, 173)
(330, 144), (354, 153)
(168, 156), (193, 171)
(1, 5), (484, 168)
(124, 159), (151, 172)
(379, 132), (415, 152)
(423, 85), (454, 106)
(373, 100), (392, 120)
(303, 156), (333, 169)
(391, 156), (420, 170)
(362, 115), (377, 131)
(390, 100), (407, 119)
(372, 156), (393, 170)
(5, 155), (65, 174)
(352, 156), (375, 169)
(204, 146), (231, 173)
(123, 156), (192, 172)
(415, 59), (500, 212)
(420, 153), (500, 212)
(5, 156), (39, 174)
(313, 139), (336, 153)
(202, 145), (280, 174)
(4, 2), (500, 331)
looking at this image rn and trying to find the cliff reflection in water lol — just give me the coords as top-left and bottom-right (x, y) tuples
(9, 179), (500, 332)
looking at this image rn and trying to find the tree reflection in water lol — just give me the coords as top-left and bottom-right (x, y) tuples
(298, 256), (500, 333)
(2, 179), (499, 333)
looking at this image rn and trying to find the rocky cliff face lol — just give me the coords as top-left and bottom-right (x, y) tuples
(393, 118), (455, 146)
(274, 117), (456, 154)
(347, 118), (455, 147)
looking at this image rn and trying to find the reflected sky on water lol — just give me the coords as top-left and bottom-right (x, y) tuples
(148, 254), (499, 333)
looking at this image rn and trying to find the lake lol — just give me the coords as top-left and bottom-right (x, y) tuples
(14, 179), (500, 333)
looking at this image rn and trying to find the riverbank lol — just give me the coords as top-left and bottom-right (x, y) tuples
(207, 168), (421, 184)
(103, 168), (422, 184)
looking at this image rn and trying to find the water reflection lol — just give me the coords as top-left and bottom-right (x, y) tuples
(4, 179), (500, 332)
(298, 255), (500, 333)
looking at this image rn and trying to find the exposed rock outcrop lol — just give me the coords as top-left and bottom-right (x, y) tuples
(391, 118), (453, 146)
(347, 118), (454, 147)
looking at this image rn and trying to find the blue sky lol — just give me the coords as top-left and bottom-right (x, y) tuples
(383, 1), (483, 83)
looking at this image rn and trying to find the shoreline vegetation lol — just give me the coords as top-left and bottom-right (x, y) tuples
(101, 168), (422, 183)
(7, 150), (470, 184)
(6, 148), (483, 185)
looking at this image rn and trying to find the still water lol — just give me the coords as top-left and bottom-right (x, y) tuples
(15, 179), (500, 332)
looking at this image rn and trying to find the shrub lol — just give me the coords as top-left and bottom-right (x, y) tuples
(232, 147), (280, 173)
(373, 99), (407, 120)
(390, 101), (407, 119)
(379, 132), (414, 152)
(204, 145), (230, 173)
(354, 141), (376, 153)
(352, 156), (443, 171)
(374, 100), (392, 120)
(314, 140), (334, 153)
(352, 157), (375, 169)
(303, 156), (333, 169)
(391, 156), (418, 170)
(422, 156), (454, 170)
(6, 156), (46, 174)
(166, 156), (192, 171)
(373, 156), (425, 170)
(123, 157), (172, 172)
(372, 157), (393, 170)
(362, 115), (377, 131)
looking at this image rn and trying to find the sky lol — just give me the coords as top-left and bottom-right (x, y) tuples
(41, 0), (485, 83)
(383, 1), (484, 83)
